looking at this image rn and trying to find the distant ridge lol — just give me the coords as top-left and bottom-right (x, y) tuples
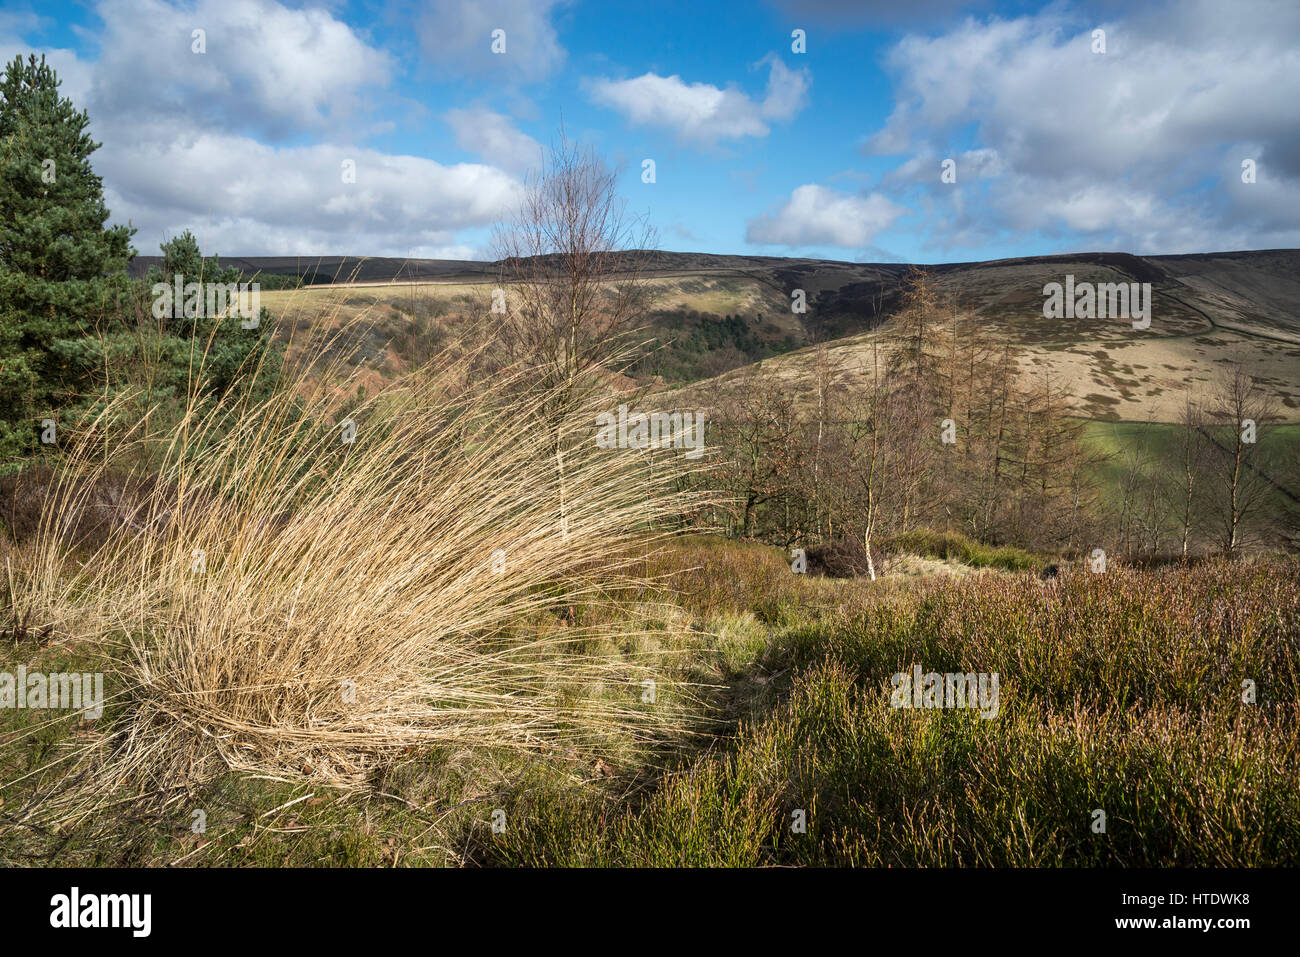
(126, 247), (1300, 350)
(127, 255), (495, 284)
(165, 248), (1300, 422)
(127, 248), (1300, 289)
(125, 250), (867, 283)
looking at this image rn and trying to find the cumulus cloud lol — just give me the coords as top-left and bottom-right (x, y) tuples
(746, 184), (906, 248)
(100, 124), (521, 256)
(444, 107), (542, 175)
(758, 56), (810, 120)
(2, 0), (523, 257)
(89, 0), (393, 140)
(864, 0), (1300, 252)
(884, 148), (1005, 185)
(587, 57), (810, 145)
(411, 0), (567, 85)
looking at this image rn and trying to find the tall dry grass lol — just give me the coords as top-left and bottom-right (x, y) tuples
(13, 315), (705, 822)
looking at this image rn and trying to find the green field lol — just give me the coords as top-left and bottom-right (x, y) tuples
(1083, 419), (1300, 519)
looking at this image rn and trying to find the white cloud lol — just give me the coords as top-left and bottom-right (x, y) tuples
(746, 184), (906, 248)
(413, 0), (567, 85)
(101, 126), (521, 256)
(0, 43), (94, 106)
(884, 148), (1005, 185)
(588, 57), (810, 145)
(1, 0), (524, 257)
(444, 108), (542, 175)
(863, 0), (1300, 252)
(90, 0), (393, 139)
(759, 55), (810, 120)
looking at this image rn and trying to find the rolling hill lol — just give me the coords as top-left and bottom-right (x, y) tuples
(150, 248), (1300, 424)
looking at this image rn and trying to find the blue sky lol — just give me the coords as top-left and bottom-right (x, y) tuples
(2, 0), (1298, 262)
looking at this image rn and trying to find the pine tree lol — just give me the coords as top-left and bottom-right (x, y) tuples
(142, 229), (279, 403)
(0, 53), (135, 464)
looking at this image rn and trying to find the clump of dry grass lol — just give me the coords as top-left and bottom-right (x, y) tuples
(15, 328), (704, 814)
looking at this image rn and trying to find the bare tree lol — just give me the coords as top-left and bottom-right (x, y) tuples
(1010, 369), (1090, 550)
(979, 344), (1015, 539)
(489, 131), (657, 409)
(810, 339), (833, 540)
(1113, 416), (1179, 559)
(834, 339), (895, 580)
(1208, 362), (1281, 555)
(488, 131), (657, 535)
(1172, 388), (1207, 558)
(887, 268), (949, 531)
(709, 368), (805, 539)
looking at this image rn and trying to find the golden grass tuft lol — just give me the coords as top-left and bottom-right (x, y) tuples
(15, 322), (707, 814)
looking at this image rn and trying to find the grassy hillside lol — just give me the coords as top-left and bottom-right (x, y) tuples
(1083, 420), (1300, 521)
(251, 248), (1300, 422)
